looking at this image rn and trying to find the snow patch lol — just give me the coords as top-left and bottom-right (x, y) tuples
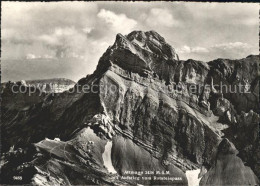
(102, 141), (117, 174)
(186, 169), (201, 186)
(54, 138), (60, 141)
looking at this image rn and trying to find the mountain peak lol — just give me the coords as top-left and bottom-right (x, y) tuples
(96, 30), (179, 78)
(112, 30), (178, 60)
(126, 30), (166, 43)
(124, 30), (176, 60)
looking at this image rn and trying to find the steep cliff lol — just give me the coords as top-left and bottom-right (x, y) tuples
(1, 31), (259, 185)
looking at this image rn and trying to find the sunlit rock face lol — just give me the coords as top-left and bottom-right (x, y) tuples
(1, 31), (259, 185)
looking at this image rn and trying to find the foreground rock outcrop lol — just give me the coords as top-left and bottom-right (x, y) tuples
(1, 31), (259, 185)
(200, 138), (259, 185)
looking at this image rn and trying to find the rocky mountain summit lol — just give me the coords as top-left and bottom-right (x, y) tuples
(1, 31), (259, 185)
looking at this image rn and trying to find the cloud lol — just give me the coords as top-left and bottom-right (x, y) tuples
(97, 9), (137, 34)
(1, 5), (137, 60)
(176, 46), (209, 54)
(26, 54), (39, 59)
(36, 27), (89, 58)
(2, 2), (98, 30)
(142, 8), (179, 28)
(177, 42), (256, 61)
(1, 2), (258, 81)
(208, 42), (256, 60)
(176, 46), (191, 54)
(1, 2), (99, 58)
(212, 42), (251, 50)
(26, 53), (54, 59)
(82, 27), (93, 34)
(1, 2), (110, 81)
(182, 3), (258, 26)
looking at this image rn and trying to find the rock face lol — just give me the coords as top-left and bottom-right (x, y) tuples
(1, 31), (259, 185)
(200, 138), (259, 185)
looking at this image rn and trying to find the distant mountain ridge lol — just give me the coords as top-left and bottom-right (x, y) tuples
(1, 78), (75, 94)
(21, 78), (75, 85)
(2, 78), (75, 85)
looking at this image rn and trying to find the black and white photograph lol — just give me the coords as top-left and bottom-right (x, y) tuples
(0, 1), (259, 185)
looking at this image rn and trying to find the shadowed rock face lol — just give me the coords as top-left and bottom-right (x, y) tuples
(1, 31), (259, 185)
(200, 138), (259, 185)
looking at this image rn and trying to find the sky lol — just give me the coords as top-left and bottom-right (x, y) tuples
(1, 2), (259, 82)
